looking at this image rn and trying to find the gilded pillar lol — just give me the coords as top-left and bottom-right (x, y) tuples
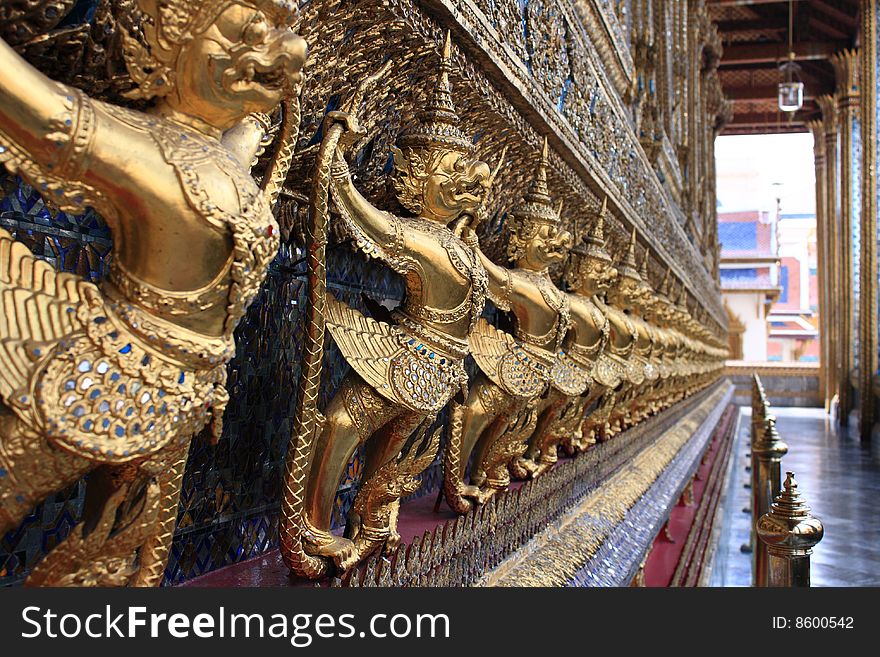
(831, 50), (860, 424)
(816, 94), (839, 413)
(859, 1), (879, 440)
(807, 120), (828, 406)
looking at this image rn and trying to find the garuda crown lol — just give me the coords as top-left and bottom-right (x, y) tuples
(615, 227), (642, 283)
(571, 197), (613, 263)
(397, 31), (474, 155)
(506, 138), (563, 261)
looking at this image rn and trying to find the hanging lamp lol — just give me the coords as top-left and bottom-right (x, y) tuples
(777, 0), (804, 113)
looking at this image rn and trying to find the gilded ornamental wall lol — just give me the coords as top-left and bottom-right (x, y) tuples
(0, 0), (729, 585)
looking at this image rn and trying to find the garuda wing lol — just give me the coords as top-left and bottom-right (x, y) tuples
(468, 318), (550, 399)
(326, 296), (465, 414)
(0, 227), (88, 423)
(325, 294), (404, 398)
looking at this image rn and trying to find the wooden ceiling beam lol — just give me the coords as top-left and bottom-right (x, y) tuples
(709, 0), (804, 7)
(722, 120), (810, 135)
(720, 41), (846, 65)
(718, 26), (786, 40)
(808, 17), (849, 41)
(725, 111), (814, 126)
(811, 0), (858, 28)
(726, 84), (818, 101)
(716, 19), (787, 33)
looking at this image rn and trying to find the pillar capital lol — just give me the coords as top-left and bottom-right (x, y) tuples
(832, 49), (860, 109)
(806, 119), (825, 162)
(815, 94), (838, 132)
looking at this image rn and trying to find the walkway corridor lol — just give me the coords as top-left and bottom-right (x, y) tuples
(711, 407), (880, 587)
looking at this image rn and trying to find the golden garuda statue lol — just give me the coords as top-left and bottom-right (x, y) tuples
(0, 0), (306, 586)
(578, 229), (641, 445)
(603, 232), (658, 438)
(632, 266), (676, 418)
(279, 33), (500, 580)
(442, 141), (573, 513)
(609, 250), (662, 432)
(514, 199), (617, 475)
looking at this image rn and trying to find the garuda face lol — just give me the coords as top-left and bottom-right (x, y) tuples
(183, 4), (305, 124)
(569, 254), (617, 296)
(423, 150), (491, 222)
(394, 147), (491, 224)
(521, 223), (572, 269)
(132, 0), (307, 130)
(607, 274), (642, 309)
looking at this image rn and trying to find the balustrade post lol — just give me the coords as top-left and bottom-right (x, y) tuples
(756, 472), (824, 587)
(746, 375), (766, 556)
(751, 412), (788, 586)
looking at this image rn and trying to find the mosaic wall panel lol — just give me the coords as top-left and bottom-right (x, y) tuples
(851, 117), (862, 374)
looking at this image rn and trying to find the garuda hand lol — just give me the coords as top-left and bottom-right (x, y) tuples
(323, 110), (366, 151)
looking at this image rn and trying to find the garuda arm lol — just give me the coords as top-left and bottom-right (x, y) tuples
(0, 38), (115, 218)
(0, 39), (112, 424)
(328, 146), (406, 271)
(464, 233), (513, 312)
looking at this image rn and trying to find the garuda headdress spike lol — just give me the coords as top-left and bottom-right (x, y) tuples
(676, 281), (690, 312)
(510, 137), (559, 224)
(506, 137), (565, 261)
(397, 31), (473, 154)
(573, 196), (612, 263)
(639, 250), (649, 281)
(616, 227), (641, 282)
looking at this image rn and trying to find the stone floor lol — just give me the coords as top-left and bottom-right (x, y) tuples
(710, 407), (880, 587)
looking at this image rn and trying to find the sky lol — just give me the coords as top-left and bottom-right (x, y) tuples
(714, 133), (816, 216)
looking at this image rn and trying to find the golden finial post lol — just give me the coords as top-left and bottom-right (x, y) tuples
(750, 373), (767, 445)
(756, 472), (824, 587)
(751, 412), (788, 586)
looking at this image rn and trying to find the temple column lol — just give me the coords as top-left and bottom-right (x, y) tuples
(816, 95), (839, 414)
(808, 120), (828, 407)
(831, 50), (860, 425)
(859, 2), (879, 440)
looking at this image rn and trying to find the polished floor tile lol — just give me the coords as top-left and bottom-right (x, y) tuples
(711, 407), (880, 587)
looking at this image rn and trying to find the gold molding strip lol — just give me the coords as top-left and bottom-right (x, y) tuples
(480, 383), (732, 586)
(859, 3), (878, 438)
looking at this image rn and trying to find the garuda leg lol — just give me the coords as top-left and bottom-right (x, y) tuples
(442, 373), (506, 513)
(472, 396), (536, 498)
(510, 389), (563, 479)
(561, 386), (604, 454)
(302, 374), (393, 570)
(129, 445), (189, 587)
(25, 463), (161, 586)
(346, 411), (437, 567)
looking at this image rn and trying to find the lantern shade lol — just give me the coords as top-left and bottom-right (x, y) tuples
(778, 81), (804, 112)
